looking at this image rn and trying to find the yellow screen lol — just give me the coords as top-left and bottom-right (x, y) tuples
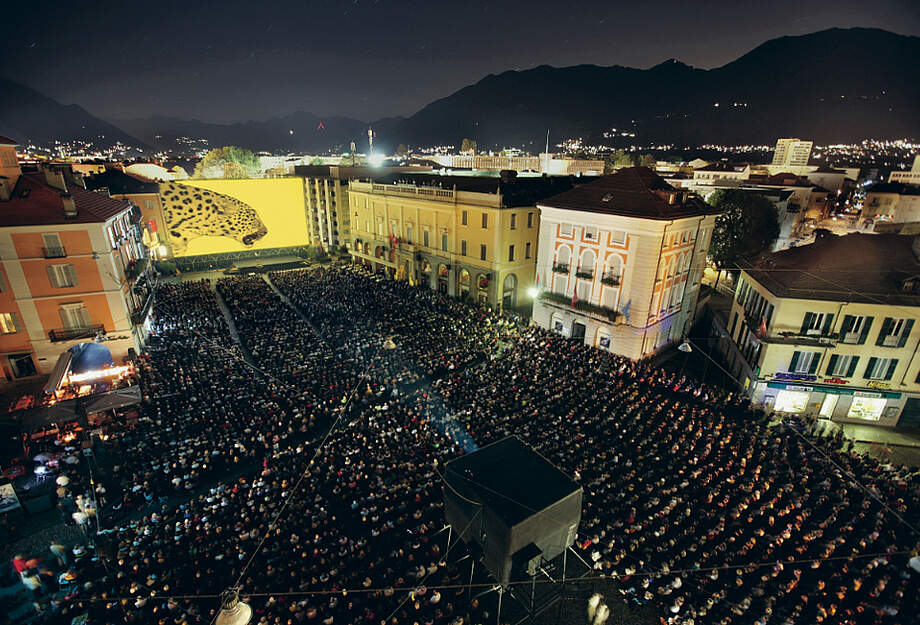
(160, 178), (308, 256)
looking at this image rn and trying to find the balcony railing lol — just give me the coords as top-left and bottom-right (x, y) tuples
(552, 263), (569, 274)
(131, 294), (153, 326)
(575, 269), (594, 279)
(600, 272), (620, 286)
(49, 324), (105, 343)
(42, 246), (67, 258)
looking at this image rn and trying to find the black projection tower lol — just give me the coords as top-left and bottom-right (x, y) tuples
(443, 436), (583, 590)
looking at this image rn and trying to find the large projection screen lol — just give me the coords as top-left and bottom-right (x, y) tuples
(160, 178), (308, 256)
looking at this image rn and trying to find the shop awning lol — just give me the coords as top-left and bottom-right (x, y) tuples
(21, 400), (78, 431)
(44, 351), (73, 394)
(69, 343), (114, 374)
(83, 386), (142, 414)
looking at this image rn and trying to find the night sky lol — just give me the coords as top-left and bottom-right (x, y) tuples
(2, 0), (918, 124)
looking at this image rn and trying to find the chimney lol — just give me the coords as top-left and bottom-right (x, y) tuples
(43, 166), (67, 191)
(61, 193), (78, 218)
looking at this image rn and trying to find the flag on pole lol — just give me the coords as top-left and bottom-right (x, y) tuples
(571, 287), (578, 308)
(535, 273), (541, 289)
(758, 317), (767, 337)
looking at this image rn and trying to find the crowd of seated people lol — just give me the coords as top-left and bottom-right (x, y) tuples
(16, 268), (919, 625)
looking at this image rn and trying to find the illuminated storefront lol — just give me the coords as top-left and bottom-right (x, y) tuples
(764, 381), (905, 424)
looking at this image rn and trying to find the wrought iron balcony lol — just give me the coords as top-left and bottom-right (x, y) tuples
(551, 262), (569, 274)
(600, 272), (620, 286)
(42, 246), (67, 258)
(49, 324), (105, 343)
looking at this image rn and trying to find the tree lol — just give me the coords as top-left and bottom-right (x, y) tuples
(460, 138), (476, 155)
(309, 156), (325, 165)
(193, 147), (261, 179)
(639, 153), (656, 168)
(707, 189), (780, 276)
(604, 149), (635, 172)
(396, 144), (408, 157)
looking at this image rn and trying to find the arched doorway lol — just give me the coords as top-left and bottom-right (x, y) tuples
(459, 269), (471, 298)
(502, 273), (517, 310)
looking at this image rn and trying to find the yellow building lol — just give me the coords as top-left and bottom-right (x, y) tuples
(720, 232), (920, 428)
(348, 172), (575, 310)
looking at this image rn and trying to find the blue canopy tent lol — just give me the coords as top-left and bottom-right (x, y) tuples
(68, 343), (114, 375)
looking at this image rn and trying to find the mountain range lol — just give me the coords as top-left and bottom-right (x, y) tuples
(1, 28), (918, 154)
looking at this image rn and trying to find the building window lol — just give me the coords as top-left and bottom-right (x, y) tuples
(611, 230), (626, 244)
(584, 226), (597, 240)
(42, 233), (65, 258)
(441, 233), (448, 252)
(525, 242), (531, 259)
(876, 317), (914, 347)
(461, 240), (467, 256)
(405, 225), (413, 244)
(839, 315), (873, 344)
(510, 214), (517, 230)
(0, 313), (18, 334)
(508, 245), (515, 262)
(825, 354), (859, 377)
(423, 230), (430, 248)
(482, 213), (488, 229)
(59, 303), (91, 329)
(865, 357), (897, 381)
(527, 212), (534, 228)
(462, 210), (468, 226)
(480, 244), (487, 261)
(789, 350), (820, 374)
(560, 223), (573, 236)
(47, 264), (78, 288)
(800, 312), (833, 336)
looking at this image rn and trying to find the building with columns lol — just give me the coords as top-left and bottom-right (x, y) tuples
(348, 171), (576, 310)
(533, 167), (719, 359)
(0, 137), (148, 381)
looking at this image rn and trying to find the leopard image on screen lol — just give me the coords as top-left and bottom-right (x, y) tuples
(160, 182), (268, 256)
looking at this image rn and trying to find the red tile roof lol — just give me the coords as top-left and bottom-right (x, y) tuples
(539, 167), (719, 220)
(0, 136), (18, 146)
(0, 173), (132, 227)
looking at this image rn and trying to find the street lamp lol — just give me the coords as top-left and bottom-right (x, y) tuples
(527, 286), (540, 299)
(678, 340), (692, 353)
(215, 588), (252, 625)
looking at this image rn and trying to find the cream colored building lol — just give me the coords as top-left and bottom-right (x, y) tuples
(719, 232), (920, 428)
(348, 172), (574, 310)
(533, 167), (718, 359)
(862, 182), (920, 232)
(772, 138), (813, 167)
(888, 155), (920, 186)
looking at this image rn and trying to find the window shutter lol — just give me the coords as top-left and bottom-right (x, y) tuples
(800, 313), (814, 335)
(876, 318), (893, 346)
(825, 354), (838, 376)
(897, 319), (914, 348)
(59, 307), (71, 328)
(839, 315), (855, 339)
(885, 359), (898, 380)
(859, 317), (873, 345)
(10, 313), (20, 333)
(789, 351), (800, 372)
(808, 353), (820, 374)
(66, 265), (78, 286)
(846, 356), (859, 377)
(46, 266), (58, 288)
(822, 314), (834, 336)
(865, 357), (878, 378)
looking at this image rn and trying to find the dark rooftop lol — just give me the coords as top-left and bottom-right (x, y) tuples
(742, 232), (920, 306)
(539, 167), (717, 220)
(83, 169), (159, 195)
(443, 436), (581, 527)
(0, 173), (132, 227)
(372, 171), (581, 208)
(867, 181), (920, 196)
(0, 136), (18, 146)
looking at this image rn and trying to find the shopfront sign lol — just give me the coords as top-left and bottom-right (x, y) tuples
(866, 381), (892, 390)
(823, 377), (850, 385)
(767, 382), (901, 399)
(774, 372), (818, 382)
